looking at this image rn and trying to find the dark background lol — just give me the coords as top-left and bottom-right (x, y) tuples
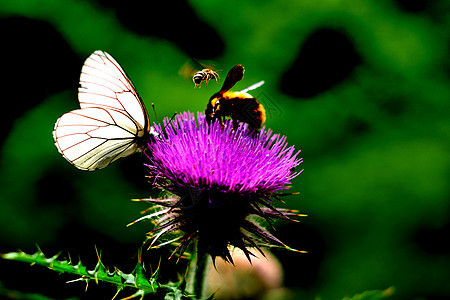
(0, 0), (449, 299)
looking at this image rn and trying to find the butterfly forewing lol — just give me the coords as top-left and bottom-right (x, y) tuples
(79, 51), (149, 132)
(53, 51), (152, 171)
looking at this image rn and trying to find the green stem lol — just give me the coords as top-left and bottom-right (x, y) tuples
(194, 253), (209, 299)
(187, 241), (210, 299)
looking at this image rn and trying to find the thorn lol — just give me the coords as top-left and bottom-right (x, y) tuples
(66, 277), (85, 284)
(51, 251), (61, 261)
(119, 290), (145, 300)
(283, 245), (308, 254)
(148, 262), (153, 275)
(139, 207), (154, 215)
(137, 248), (142, 265)
(95, 245), (102, 262)
(112, 288), (121, 300)
(126, 221), (137, 227)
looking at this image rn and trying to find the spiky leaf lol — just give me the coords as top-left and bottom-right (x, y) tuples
(1, 249), (189, 299)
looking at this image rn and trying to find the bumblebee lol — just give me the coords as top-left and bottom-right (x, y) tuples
(193, 69), (220, 88)
(205, 64), (266, 131)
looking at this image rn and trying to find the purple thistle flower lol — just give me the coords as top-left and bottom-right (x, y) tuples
(136, 111), (303, 263)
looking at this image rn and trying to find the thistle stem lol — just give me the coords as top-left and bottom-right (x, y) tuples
(187, 240), (210, 299)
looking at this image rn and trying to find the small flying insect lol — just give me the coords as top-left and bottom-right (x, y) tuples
(193, 68), (220, 88)
(205, 64), (266, 131)
(179, 59), (220, 88)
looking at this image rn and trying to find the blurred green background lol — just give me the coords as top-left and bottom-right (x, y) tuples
(0, 0), (449, 299)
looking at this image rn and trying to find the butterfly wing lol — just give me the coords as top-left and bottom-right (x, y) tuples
(53, 51), (151, 171)
(53, 107), (143, 170)
(78, 50), (150, 132)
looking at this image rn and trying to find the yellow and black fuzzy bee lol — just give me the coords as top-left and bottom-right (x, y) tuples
(205, 64), (266, 131)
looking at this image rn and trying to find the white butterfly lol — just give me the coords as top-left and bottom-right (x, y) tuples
(53, 50), (157, 171)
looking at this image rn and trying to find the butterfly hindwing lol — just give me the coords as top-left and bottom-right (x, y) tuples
(53, 107), (140, 170)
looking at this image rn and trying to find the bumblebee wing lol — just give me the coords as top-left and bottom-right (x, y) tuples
(220, 64), (244, 93)
(240, 80), (265, 93)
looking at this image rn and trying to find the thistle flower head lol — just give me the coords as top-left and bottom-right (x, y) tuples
(139, 112), (303, 262)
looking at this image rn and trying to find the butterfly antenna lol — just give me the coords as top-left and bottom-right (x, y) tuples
(151, 103), (158, 122)
(157, 112), (177, 139)
(164, 112), (177, 128)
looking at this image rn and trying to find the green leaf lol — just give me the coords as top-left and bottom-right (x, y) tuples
(1, 248), (189, 299)
(343, 287), (395, 300)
